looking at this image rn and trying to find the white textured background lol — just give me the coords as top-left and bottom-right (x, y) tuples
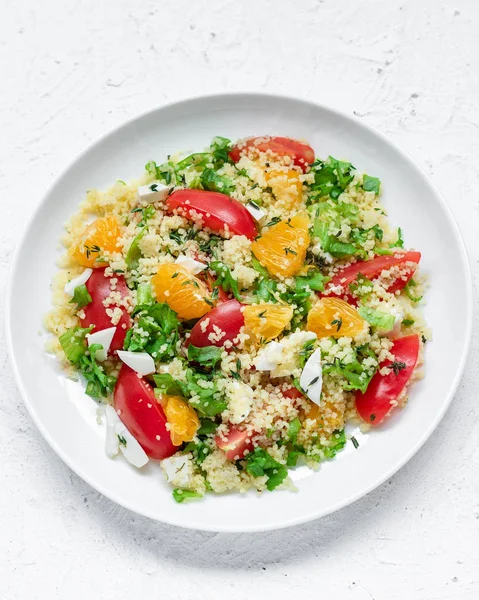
(1, 1), (478, 598)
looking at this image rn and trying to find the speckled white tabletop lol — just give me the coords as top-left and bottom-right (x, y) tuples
(1, 1), (478, 598)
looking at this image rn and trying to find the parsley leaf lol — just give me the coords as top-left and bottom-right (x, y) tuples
(187, 344), (223, 368)
(362, 174), (381, 195)
(244, 448), (288, 491)
(209, 261), (242, 300)
(69, 284), (92, 309)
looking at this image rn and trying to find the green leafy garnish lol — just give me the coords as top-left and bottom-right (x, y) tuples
(136, 283), (153, 306)
(185, 370), (227, 417)
(309, 156), (356, 200)
(209, 136), (232, 167)
(362, 174), (381, 195)
(153, 373), (186, 397)
(59, 326), (91, 364)
(197, 418), (219, 436)
(125, 227), (147, 271)
(60, 327), (116, 399)
(402, 318), (415, 326)
(244, 448), (288, 491)
(390, 227), (404, 249)
(172, 489), (203, 503)
(187, 344), (223, 368)
(201, 168), (234, 195)
(209, 261), (242, 300)
(125, 302), (179, 361)
(295, 269), (330, 294)
(404, 279), (423, 302)
(287, 418), (301, 444)
(348, 273), (374, 300)
(69, 284), (92, 309)
(358, 306), (395, 332)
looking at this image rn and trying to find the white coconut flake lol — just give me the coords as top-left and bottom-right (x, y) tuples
(87, 327), (116, 361)
(117, 350), (155, 375)
(64, 268), (93, 297)
(175, 254), (207, 275)
(299, 348), (323, 406)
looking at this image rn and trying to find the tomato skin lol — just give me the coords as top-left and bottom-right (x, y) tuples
(114, 365), (177, 459)
(215, 426), (254, 461)
(326, 251), (421, 299)
(166, 190), (257, 240)
(355, 335), (420, 426)
(80, 268), (131, 352)
(229, 136), (315, 172)
(188, 299), (244, 348)
(282, 387), (305, 400)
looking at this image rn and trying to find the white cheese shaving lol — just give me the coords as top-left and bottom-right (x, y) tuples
(175, 254), (207, 275)
(161, 453), (194, 488)
(87, 327), (116, 361)
(254, 341), (285, 371)
(245, 201), (266, 221)
(104, 404), (149, 468)
(64, 268), (93, 297)
(137, 181), (170, 204)
(299, 348), (323, 406)
(117, 350), (155, 375)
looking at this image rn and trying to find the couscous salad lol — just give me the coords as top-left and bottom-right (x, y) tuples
(46, 135), (427, 501)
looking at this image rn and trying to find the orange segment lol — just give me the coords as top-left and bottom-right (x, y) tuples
(265, 169), (302, 208)
(243, 304), (293, 343)
(306, 297), (366, 339)
(151, 263), (211, 320)
(163, 395), (200, 446)
(70, 216), (121, 267)
(251, 212), (310, 278)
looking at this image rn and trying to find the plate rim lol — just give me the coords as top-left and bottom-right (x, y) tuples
(5, 92), (474, 532)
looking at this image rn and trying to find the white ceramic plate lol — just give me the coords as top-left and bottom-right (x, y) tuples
(6, 93), (473, 532)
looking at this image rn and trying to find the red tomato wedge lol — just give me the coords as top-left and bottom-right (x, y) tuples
(114, 365), (177, 459)
(166, 189), (257, 240)
(80, 268), (131, 352)
(215, 426), (254, 461)
(188, 299), (244, 348)
(229, 136), (315, 172)
(326, 251), (421, 298)
(355, 335), (420, 426)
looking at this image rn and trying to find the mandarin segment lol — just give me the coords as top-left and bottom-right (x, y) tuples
(251, 212), (310, 278)
(151, 263), (212, 320)
(163, 395), (200, 446)
(70, 216), (121, 267)
(306, 297), (366, 339)
(243, 304), (293, 343)
(265, 168), (303, 208)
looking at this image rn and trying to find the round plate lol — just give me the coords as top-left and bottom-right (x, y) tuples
(6, 93), (473, 532)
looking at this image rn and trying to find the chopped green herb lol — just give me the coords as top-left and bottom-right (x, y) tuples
(117, 434), (127, 447)
(404, 279), (423, 302)
(402, 318), (415, 326)
(351, 436), (359, 449)
(331, 318), (343, 332)
(69, 284), (92, 309)
(209, 261), (242, 301)
(284, 247), (297, 256)
(244, 448), (288, 491)
(389, 360), (406, 375)
(187, 344), (222, 368)
(358, 306), (395, 332)
(362, 174), (381, 195)
(172, 489), (203, 503)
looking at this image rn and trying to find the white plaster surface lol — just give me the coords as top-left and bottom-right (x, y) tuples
(1, 1), (478, 598)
